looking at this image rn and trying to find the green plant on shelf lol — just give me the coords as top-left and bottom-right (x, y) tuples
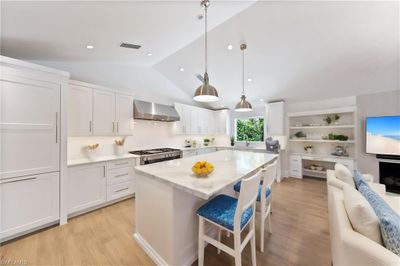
(328, 133), (349, 141)
(324, 114), (340, 125)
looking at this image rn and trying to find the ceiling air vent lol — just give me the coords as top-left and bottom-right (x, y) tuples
(120, 42), (141, 49)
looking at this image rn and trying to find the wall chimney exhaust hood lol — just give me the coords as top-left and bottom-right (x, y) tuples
(134, 100), (180, 122)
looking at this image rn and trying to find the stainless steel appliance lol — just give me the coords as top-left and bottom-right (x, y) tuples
(129, 148), (182, 165)
(134, 100), (180, 122)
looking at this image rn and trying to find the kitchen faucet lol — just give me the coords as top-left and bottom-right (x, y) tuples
(244, 135), (250, 147)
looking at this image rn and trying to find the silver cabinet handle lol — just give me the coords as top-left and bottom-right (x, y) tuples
(89, 121), (92, 133)
(115, 162), (129, 166)
(1, 176), (37, 184)
(55, 112), (58, 143)
(115, 187), (129, 193)
(115, 173), (129, 178)
(117, 122), (119, 132)
(112, 122), (115, 132)
(103, 165), (106, 177)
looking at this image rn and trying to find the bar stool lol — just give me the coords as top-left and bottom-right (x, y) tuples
(196, 170), (262, 266)
(233, 161), (277, 252)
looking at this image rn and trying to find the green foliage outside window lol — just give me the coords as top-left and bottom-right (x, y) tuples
(236, 117), (265, 142)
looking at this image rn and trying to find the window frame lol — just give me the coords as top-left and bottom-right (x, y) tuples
(234, 116), (265, 143)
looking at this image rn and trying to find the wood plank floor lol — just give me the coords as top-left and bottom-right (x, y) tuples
(0, 177), (331, 266)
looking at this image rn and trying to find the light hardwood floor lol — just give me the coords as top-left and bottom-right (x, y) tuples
(0, 177), (331, 266)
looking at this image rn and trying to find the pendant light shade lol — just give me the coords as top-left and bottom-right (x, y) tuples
(235, 44), (252, 112)
(193, 0), (219, 102)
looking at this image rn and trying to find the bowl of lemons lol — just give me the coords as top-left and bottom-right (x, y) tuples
(192, 161), (214, 177)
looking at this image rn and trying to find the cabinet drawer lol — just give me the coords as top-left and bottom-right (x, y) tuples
(107, 181), (135, 201)
(290, 168), (302, 178)
(289, 155), (302, 164)
(183, 150), (197, 157)
(107, 166), (134, 185)
(107, 159), (133, 170)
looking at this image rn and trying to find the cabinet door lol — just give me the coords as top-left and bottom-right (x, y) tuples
(190, 108), (199, 134)
(68, 84), (93, 136)
(93, 89), (115, 135)
(0, 77), (60, 179)
(207, 111), (215, 135)
(0, 172), (59, 240)
(68, 164), (107, 214)
(115, 94), (134, 135)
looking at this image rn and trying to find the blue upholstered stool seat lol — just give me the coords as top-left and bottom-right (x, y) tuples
(196, 194), (253, 231)
(233, 181), (271, 202)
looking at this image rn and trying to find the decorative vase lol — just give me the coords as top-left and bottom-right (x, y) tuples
(306, 148), (313, 154)
(115, 145), (124, 156)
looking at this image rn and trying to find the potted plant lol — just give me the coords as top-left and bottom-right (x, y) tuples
(203, 138), (210, 146)
(86, 143), (99, 160)
(304, 145), (313, 154)
(230, 136), (235, 147)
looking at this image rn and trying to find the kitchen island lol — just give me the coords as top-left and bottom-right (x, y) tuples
(134, 150), (278, 266)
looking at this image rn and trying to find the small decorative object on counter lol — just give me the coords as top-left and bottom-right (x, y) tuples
(86, 143), (99, 160)
(114, 138), (125, 156)
(230, 135), (235, 146)
(210, 137), (215, 146)
(192, 161), (214, 177)
(184, 140), (192, 148)
(304, 145), (313, 154)
(331, 145), (349, 157)
(203, 138), (210, 146)
(192, 140), (197, 148)
(309, 164), (324, 171)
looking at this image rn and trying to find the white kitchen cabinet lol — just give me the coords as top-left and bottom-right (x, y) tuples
(0, 77), (60, 179)
(289, 155), (302, 178)
(267, 101), (285, 136)
(207, 110), (215, 135)
(182, 149), (197, 157)
(68, 84), (93, 136)
(183, 147), (217, 157)
(93, 89), (116, 135)
(68, 163), (107, 214)
(174, 103), (191, 134)
(0, 172), (59, 240)
(115, 93), (134, 135)
(196, 147), (217, 155)
(215, 109), (230, 135)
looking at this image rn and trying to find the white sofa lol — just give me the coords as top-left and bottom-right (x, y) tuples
(327, 170), (400, 266)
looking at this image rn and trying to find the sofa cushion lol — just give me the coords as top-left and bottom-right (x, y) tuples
(343, 184), (383, 244)
(353, 170), (368, 190)
(335, 163), (355, 187)
(359, 182), (400, 256)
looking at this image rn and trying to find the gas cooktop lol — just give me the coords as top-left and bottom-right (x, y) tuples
(129, 148), (181, 156)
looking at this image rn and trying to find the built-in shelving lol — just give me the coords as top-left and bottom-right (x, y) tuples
(302, 168), (327, 178)
(289, 139), (355, 144)
(289, 125), (354, 130)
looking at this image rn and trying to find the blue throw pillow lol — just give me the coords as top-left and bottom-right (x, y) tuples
(353, 170), (368, 190)
(359, 182), (400, 256)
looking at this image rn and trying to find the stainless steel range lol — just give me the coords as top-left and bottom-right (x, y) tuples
(129, 148), (182, 165)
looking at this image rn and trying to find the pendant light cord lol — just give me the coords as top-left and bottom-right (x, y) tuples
(204, 3), (208, 73)
(242, 46), (245, 95)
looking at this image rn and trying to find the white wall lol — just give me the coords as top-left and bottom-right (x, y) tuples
(356, 90), (400, 180)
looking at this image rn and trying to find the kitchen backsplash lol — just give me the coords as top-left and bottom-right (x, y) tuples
(68, 119), (230, 160)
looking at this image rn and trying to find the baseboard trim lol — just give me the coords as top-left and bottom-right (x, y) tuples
(133, 233), (168, 266)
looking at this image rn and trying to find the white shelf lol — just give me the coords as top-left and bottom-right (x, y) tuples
(289, 125), (354, 130)
(289, 139), (355, 144)
(303, 168), (327, 178)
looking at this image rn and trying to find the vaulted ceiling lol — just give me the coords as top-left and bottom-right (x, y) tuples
(1, 1), (399, 108)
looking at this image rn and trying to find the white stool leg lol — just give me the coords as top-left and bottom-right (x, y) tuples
(198, 217), (205, 266)
(260, 206), (265, 253)
(217, 228), (221, 254)
(268, 213), (272, 234)
(234, 230), (242, 266)
(250, 217), (257, 266)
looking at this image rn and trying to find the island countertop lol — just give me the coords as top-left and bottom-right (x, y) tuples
(135, 150), (278, 199)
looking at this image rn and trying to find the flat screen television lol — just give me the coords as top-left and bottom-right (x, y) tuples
(366, 116), (400, 156)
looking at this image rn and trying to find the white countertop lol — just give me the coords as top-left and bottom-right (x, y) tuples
(135, 150), (278, 199)
(68, 153), (139, 167)
(180, 145), (269, 153)
(290, 152), (355, 160)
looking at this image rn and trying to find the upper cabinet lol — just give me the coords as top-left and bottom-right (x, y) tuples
(173, 103), (229, 136)
(68, 80), (134, 136)
(267, 101), (285, 136)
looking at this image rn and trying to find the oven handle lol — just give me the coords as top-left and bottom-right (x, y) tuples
(144, 155), (181, 165)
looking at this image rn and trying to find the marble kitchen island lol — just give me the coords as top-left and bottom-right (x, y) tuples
(134, 150), (278, 266)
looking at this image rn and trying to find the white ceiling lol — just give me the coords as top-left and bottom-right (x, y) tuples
(1, 1), (399, 109)
(155, 1), (400, 109)
(1, 0), (255, 66)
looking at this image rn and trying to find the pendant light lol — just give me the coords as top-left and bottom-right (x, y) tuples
(193, 0), (219, 102)
(235, 44), (252, 112)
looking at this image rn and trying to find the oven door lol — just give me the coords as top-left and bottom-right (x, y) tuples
(143, 154), (181, 165)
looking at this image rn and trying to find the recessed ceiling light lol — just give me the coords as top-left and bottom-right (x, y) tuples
(147, 52), (153, 56)
(247, 77), (253, 82)
(260, 99), (264, 102)
(179, 67), (185, 72)
(227, 44), (233, 50)
(86, 45), (94, 49)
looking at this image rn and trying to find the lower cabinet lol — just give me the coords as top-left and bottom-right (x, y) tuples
(0, 172), (59, 240)
(67, 158), (136, 216)
(182, 147), (217, 157)
(68, 163), (107, 214)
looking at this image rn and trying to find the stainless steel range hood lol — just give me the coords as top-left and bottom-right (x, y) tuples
(134, 100), (180, 122)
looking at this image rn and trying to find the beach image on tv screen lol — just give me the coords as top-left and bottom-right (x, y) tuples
(366, 116), (400, 155)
